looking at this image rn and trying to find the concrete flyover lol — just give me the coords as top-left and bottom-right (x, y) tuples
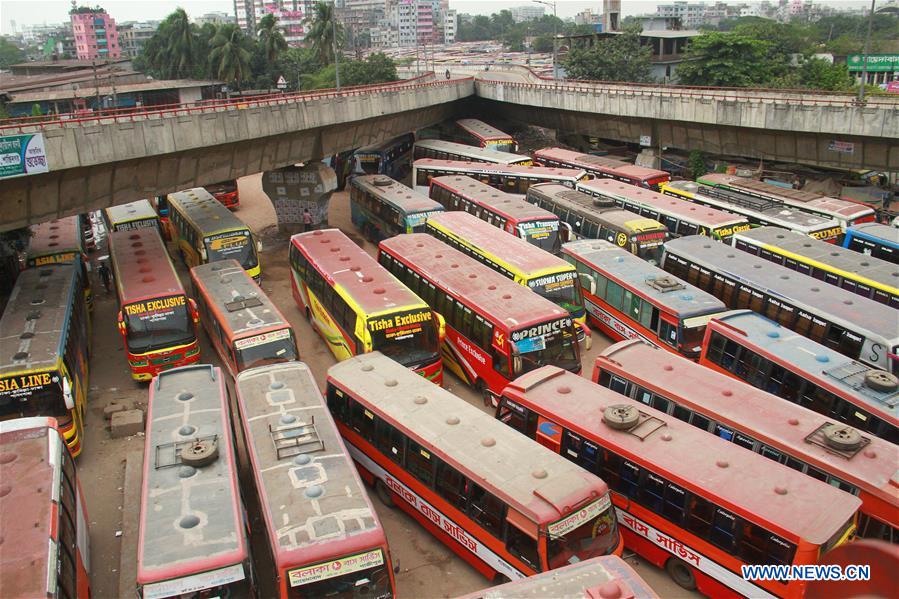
(0, 75), (471, 232)
(474, 76), (899, 172)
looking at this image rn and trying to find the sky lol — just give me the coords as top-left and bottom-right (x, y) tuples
(0, 0), (873, 35)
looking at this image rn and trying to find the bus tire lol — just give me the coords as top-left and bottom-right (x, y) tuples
(476, 381), (492, 408)
(375, 480), (395, 508)
(665, 558), (697, 591)
(493, 574), (511, 585)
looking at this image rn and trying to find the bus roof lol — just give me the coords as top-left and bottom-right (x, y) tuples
(849, 222), (899, 245)
(138, 365), (247, 585)
(599, 339), (899, 502)
(380, 234), (570, 332)
(167, 187), (252, 237)
(0, 417), (59, 598)
(0, 264), (77, 378)
(191, 260), (290, 339)
(235, 361), (385, 568)
(432, 176), (557, 222)
(415, 140), (530, 165)
(414, 159), (587, 180)
(563, 240), (725, 318)
(528, 184), (665, 232)
(329, 352), (610, 526)
(351, 175), (443, 214)
(578, 179), (747, 228)
(710, 311), (898, 422)
(105, 199), (158, 227)
(291, 229), (427, 317)
(27, 215), (81, 258)
(534, 147), (669, 182)
(663, 236), (898, 342)
(456, 118), (513, 142)
(505, 365), (862, 544)
(109, 227), (184, 306)
(733, 226), (898, 292)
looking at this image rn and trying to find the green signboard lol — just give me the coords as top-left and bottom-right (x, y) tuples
(847, 54), (899, 72)
(0, 134), (50, 179)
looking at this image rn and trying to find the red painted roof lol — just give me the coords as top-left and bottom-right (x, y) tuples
(456, 118), (514, 142)
(414, 158), (586, 180)
(108, 227), (185, 305)
(27, 215), (82, 258)
(534, 147), (669, 181)
(431, 175), (557, 222)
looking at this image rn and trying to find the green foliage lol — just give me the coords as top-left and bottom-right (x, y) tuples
(304, 1), (345, 64)
(562, 27), (653, 83)
(456, 12), (579, 49)
(208, 24), (254, 86)
(257, 14), (288, 64)
(531, 35), (554, 53)
(676, 32), (774, 87)
(687, 150), (707, 180)
(141, 8), (197, 79)
(276, 47), (323, 90)
(31, 103), (42, 117)
(301, 52), (397, 90)
(0, 37), (25, 69)
(796, 57), (853, 91)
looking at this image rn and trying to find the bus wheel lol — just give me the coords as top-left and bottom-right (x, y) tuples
(493, 574), (511, 585)
(375, 480), (395, 508)
(665, 558), (697, 591)
(476, 381), (492, 408)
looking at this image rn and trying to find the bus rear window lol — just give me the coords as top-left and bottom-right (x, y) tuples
(235, 328), (298, 371)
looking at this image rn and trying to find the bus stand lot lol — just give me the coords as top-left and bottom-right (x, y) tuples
(76, 174), (695, 598)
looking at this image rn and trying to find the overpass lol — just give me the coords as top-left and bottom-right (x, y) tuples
(0, 72), (897, 230)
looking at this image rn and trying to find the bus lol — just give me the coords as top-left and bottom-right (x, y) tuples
(379, 234), (581, 404)
(428, 175), (562, 252)
(425, 211), (590, 346)
(109, 228), (200, 381)
(326, 352), (622, 582)
(103, 199), (160, 234)
(353, 133), (414, 180)
(663, 235), (899, 375)
(527, 183), (669, 263)
(595, 339), (899, 544)
(206, 179), (240, 210)
(533, 147), (671, 190)
(455, 118), (517, 152)
(167, 187), (262, 281)
(0, 417), (91, 599)
(731, 226), (899, 307)
(138, 364), (253, 598)
(843, 222), (899, 264)
(562, 239), (726, 359)
(457, 556), (658, 599)
(414, 139), (532, 166)
(0, 264), (90, 456)
(497, 366), (862, 598)
(660, 180), (844, 243)
(698, 310), (898, 445)
(289, 229), (443, 383)
(577, 178), (751, 242)
(234, 361), (396, 599)
(191, 260), (299, 378)
(79, 214), (95, 252)
(349, 174), (444, 242)
(25, 215), (86, 268)
(697, 173), (876, 232)
(413, 159), (589, 195)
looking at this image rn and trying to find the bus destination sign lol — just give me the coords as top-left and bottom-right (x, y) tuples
(288, 549), (385, 587)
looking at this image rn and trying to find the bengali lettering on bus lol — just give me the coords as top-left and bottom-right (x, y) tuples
(584, 300), (655, 346)
(547, 495), (612, 537)
(0, 372), (55, 399)
(207, 231), (250, 256)
(142, 564), (246, 599)
(124, 295), (186, 323)
(233, 328), (291, 350)
(368, 310), (432, 342)
(288, 549), (385, 587)
(519, 220), (559, 240)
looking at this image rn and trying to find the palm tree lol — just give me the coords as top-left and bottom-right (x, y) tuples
(208, 24), (253, 89)
(303, 1), (344, 64)
(161, 8), (195, 79)
(257, 13), (288, 64)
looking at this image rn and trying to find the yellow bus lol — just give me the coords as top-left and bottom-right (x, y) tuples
(166, 188), (262, 281)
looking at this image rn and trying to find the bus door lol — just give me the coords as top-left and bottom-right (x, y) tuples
(657, 313), (679, 349)
(535, 415), (563, 453)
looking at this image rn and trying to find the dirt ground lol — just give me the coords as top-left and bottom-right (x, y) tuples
(76, 173), (694, 598)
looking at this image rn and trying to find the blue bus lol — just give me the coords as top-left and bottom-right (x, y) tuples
(352, 133), (414, 181)
(843, 222), (899, 265)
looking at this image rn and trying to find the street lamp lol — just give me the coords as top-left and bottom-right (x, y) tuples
(857, 0), (876, 103)
(532, 0), (558, 79)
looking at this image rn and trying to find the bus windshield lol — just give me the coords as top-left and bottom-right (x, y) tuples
(205, 231), (258, 270)
(368, 309), (440, 370)
(638, 242), (664, 266)
(235, 329), (298, 371)
(288, 563), (392, 599)
(487, 141), (516, 153)
(518, 220), (560, 253)
(406, 210), (444, 233)
(546, 495), (619, 570)
(526, 272), (582, 314)
(123, 295), (193, 354)
(0, 374), (67, 418)
(512, 317), (580, 375)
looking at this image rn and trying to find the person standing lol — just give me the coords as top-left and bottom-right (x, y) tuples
(302, 208), (313, 233)
(97, 261), (111, 293)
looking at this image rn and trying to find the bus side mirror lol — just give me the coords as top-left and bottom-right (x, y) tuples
(435, 312), (446, 344)
(560, 221), (573, 242)
(188, 299), (199, 324)
(200, 248), (208, 261)
(117, 311), (126, 335)
(62, 377), (74, 410)
(578, 272), (596, 296)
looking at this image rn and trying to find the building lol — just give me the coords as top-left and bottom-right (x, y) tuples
(603, 0), (621, 32)
(338, 0), (386, 42)
(655, 2), (707, 29)
(509, 5), (545, 22)
(70, 7), (121, 60)
(235, 0), (313, 40)
(118, 22), (157, 58)
(575, 9), (602, 27)
(442, 8), (457, 44)
(195, 11), (234, 26)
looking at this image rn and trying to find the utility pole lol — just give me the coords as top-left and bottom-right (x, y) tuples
(332, 0), (341, 91)
(857, 0), (876, 103)
(533, 0), (558, 79)
(108, 61), (117, 109)
(92, 61), (101, 110)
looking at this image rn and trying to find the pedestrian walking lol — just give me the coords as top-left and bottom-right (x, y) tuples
(97, 261), (111, 293)
(302, 208), (313, 233)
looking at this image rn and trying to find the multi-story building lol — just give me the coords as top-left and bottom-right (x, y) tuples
(338, 0), (386, 42)
(442, 8), (457, 44)
(195, 11), (235, 26)
(235, 0), (313, 41)
(118, 22), (157, 58)
(70, 7), (121, 60)
(510, 5), (545, 22)
(575, 8), (601, 26)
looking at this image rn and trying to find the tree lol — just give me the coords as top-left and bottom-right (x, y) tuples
(687, 150), (707, 180)
(301, 52), (397, 90)
(257, 14), (287, 64)
(676, 32), (775, 87)
(276, 47), (324, 90)
(208, 24), (254, 88)
(304, 1), (344, 64)
(532, 35), (554, 53)
(31, 103), (42, 117)
(796, 57), (853, 91)
(561, 26), (653, 83)
(0, 37), (25, 69)
(141, 8), (197, 79)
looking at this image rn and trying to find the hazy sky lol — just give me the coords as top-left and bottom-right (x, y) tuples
(0, 0), (872, 35)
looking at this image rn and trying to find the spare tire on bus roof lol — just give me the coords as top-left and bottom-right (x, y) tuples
(863, 370), (898, 393)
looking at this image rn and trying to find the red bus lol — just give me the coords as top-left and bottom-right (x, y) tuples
(562, 239), (726, 359)
(326, 352), (622, 582)
(138, 364), (253, 598)
(190, 260), (299, 378)
(595, 338), (899, 545)
(0, 417), (91, 599)
(235, 361), (396, 598)
(534, 147), (671, 190)
(378, 234), (581, 405)
(412, 159), (588, 195)
(206, 179), (240, 210)
(698, 310), (898, 445)
(109, 227), (201, 381)
(457, 555), (658, 599)
(497, 366), (861, 598)
(289, 229), (444, 383)
(455, 118), (518, 152)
